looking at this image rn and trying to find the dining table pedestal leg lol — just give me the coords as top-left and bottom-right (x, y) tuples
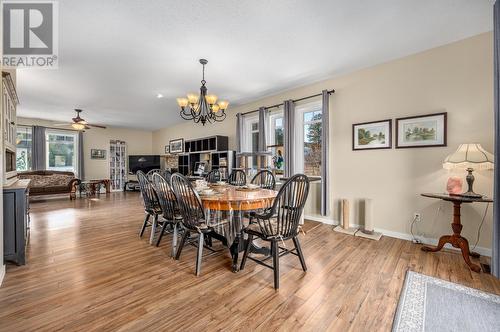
(230, 235), (241, 272)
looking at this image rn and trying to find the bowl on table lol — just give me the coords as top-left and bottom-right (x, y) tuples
(200, 189), (215, 196)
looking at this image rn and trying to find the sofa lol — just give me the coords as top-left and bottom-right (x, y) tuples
(18, 171), (81, 200)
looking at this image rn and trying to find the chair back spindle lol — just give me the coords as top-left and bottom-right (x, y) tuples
(228, 170), (246, 186)
(161, 170), (172, 184)
(137, 170), (161, 214)
(205, 169), (221, 183)
(251, 170), (276, 190)
(151, 173), (177, 221)
(256, 174), (309, 239)
(146, 169), (162, 181)
(170, 173), (206, 231)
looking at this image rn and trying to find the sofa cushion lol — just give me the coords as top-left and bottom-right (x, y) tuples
(19, 171), (77, 188)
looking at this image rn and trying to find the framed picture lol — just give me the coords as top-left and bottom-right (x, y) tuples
(396, 112), (447, 148)
(90, 149), (106, 160)
(352, 119), (392, 150)
(164, 145), (170, 154)
(169, 138), (184, 154)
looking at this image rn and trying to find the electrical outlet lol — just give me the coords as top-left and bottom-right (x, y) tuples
(413, 213), (421, 222)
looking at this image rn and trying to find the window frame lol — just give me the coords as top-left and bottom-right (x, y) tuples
(268, 110), (284, 147)
(16, 125), (33, 172)
(294, 100), (323, 176)
(45, 129), (79, 174)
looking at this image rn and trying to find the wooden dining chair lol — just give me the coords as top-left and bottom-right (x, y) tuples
(170, 173), (220, 276)
(146, 169), (161, 181)
(161, 169), (172, 184)
(151, 173), (183, 256)
(240, 174), (310, 289)
(205, 169), (221, 183)
(228, 169), (246, 186)
(251, 170), (276, 190)
(137, 170), (162, 244)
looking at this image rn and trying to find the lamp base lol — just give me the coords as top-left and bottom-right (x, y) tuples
(460, 168), (484, 198)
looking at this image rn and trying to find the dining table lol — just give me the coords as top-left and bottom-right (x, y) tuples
(199, 184), (278, 272)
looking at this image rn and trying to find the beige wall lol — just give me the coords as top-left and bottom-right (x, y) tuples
(17, 117), (153, 180)
(152, 32), (494, 252)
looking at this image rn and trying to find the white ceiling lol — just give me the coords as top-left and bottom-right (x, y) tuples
(16, 0), (494, 130)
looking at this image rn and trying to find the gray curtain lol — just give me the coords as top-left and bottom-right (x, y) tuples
(493, 0), (500, 278)
(235, 113), (243, 153)
(320, 90), (330, 216)
(32, 126), (46, 170)
(78, 131), (84, 179)
(235, 113), (243, 167)
(258, 107), (267, 152)
(283, 100), (295, 177)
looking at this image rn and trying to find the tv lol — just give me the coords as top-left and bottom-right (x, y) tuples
(128, 155), (161, 174)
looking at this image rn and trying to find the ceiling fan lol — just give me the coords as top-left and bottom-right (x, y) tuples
(53, 109), (107, 130)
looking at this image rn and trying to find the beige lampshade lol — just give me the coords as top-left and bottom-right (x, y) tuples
(205, 94), (218, 105)
(443, 143), (494, 170)
(218, 100), (229, 110)
(176, 97), (188, 108)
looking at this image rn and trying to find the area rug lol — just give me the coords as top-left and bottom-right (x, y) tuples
(392, 270), (500, 332)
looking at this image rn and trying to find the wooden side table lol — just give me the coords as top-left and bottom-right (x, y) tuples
(79, 179), (111, 197)
(420, 193), (493, 273)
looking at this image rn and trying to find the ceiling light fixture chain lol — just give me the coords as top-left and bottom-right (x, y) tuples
(176, 59), (228, 126)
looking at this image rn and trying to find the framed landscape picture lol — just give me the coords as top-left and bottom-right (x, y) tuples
(352, 119), (392, 150)
(90, 149), (106, 160)
(169, 138), (184, 154)
(396, 112), (447, 148)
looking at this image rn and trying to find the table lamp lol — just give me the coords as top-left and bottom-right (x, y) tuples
(443, 143), (494, 198)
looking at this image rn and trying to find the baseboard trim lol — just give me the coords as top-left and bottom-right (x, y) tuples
(308, 218), (492, 257)
(375, 228), (492, 257)
(304, 215), (336, 225)
(0, 264), (5, 287)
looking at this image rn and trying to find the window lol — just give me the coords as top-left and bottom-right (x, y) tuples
(269, 113), (284, 146)
(295, 101), (322, 176)
(46, 130), (78, 173)
(251, 122), (259, 154)
(268, 111), (284, 173)
(16, 126), (33, 171)
(242, 116), (260, 168)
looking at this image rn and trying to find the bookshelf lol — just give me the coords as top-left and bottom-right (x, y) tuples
(173, 135), (235, 177)
(109, 140), (127, 191)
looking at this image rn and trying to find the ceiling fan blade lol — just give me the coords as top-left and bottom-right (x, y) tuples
(52, 123), (71, 126)
(87, 124), (107, 129)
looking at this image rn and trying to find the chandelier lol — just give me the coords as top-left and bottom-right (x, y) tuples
(176, 59), (228, 125)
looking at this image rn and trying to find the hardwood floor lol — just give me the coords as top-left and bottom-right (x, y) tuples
(0, 192), (499, 331)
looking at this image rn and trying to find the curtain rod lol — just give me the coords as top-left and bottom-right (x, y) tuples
(241, 89), (335, 116)
(18, 124), (79, 132)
